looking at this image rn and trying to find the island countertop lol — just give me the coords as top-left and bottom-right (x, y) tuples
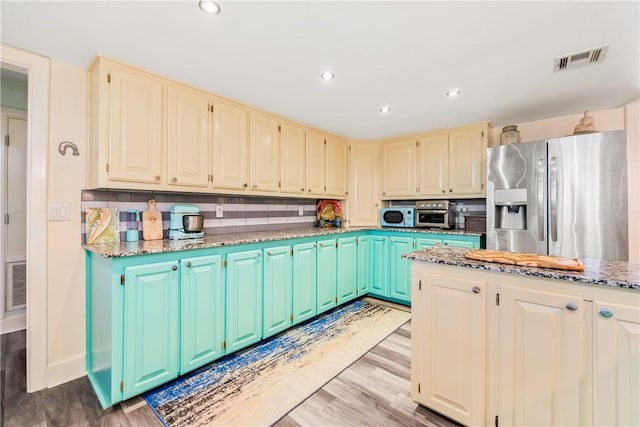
(402, 246), (639, 290)
(83, 226), (484, 258)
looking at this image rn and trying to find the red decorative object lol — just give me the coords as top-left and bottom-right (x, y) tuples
(316, 200), (343, 227)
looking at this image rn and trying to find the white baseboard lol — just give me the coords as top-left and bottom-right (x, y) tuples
(47, 353), (87, 388)
(1, 313), (26, 334)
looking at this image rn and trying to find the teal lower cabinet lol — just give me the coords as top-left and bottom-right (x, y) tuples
(85, 229), (482, 408)
(369, 235), (388, 297)
(292, 242), (317, 324)
(316, 239), (337, 314)
(263, 245), (293, 338)
(225, 249), (263, 353)
(356, 235), (370, 296)
(336, 237), (358, 304)
(180, 254), (225, 374)
(388, 236), (413, 304)
(123, 261), (179, 399)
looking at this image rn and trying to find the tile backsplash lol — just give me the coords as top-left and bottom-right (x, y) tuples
(81, 190), (317, 243)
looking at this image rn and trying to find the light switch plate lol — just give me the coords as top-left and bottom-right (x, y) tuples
(216, 205), (223, 218)
(298, 207), (304, 216)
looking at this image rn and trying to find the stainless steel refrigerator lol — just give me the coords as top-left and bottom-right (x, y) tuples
(486, 129), (628, 261)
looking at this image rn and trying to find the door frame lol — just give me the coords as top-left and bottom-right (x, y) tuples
(1, 44), (50, 392)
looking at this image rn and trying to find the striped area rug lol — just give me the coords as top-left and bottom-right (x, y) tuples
(144, 299), (410, 427)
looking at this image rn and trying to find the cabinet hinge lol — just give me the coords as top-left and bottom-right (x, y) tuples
(4, 135), (9, 146)
(482, 131), (485, 138)
(324, 186), (327, 192)
(481, 183), (484, 190)
(278, 181), (281, 188)
(120, 274), (125, 286)
(222, 340), (226, 350)
(416, 140), (420, 147)
(4, 214), (9, 225)
(356, 239), (359, 246)
(222, 260), (227, 268)
(106, 163), (110, 173)
(495, 415), (498, 427)
(107, 73), (111, 83)
(120, 380), (124, 392)
(278, 125), (281, 132)
(418, 279), (422, 291)
(335, 297), (338, 303)
(496, 293), (500, 305)
(418, 382), (421, 393)
(289, 314), (293, 321)
(324, 139), (327, 145)
(290, 249), (294, 256)
(335, 242), (338, 248)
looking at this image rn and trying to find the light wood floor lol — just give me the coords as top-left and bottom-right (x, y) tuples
(1, 306), (460, 426)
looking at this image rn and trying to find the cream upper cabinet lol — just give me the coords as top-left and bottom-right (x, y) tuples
(280, 122), (306, 195)
(325, 136), (348, 197)
(448, 126), (486, 195)
(212, 98), (249, 190)
(88, 58), (165, 189)
(305, 130), (325, 196)
(411, 267), (487, 426)
(249, 111), (280, 192)
(166, 83), (211, 188)
(498, 283), (582, 427)
(593, 300), (640, 426)
(381, 138), (417, 197)
(418, 132), (449, 195)
(348, 142), (380, 226)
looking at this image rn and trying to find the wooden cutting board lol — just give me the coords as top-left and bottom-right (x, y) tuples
(464, 249), (585, 271)
(142, 199), (163, 241)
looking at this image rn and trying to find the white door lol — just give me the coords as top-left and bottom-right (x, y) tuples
(2, 109), (28, 319)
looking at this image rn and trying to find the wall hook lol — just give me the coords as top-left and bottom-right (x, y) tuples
(58, 141), (80, 156)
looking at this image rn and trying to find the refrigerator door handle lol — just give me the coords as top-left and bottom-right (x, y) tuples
(549, 156), (558, 242)
(537, 157), (545, 241)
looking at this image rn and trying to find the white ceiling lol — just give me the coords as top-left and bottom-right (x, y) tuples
(1, 1), (638, 139)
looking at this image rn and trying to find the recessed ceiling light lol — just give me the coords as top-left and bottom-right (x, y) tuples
(320, 71), (335, 81)
(199, 0), (221, 14)
(446, 88), (461, 97)
(379, 106), (391, 114)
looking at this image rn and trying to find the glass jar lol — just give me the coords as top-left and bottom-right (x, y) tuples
(500, 125), (521, 145)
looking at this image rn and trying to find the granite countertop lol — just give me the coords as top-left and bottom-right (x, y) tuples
(83, 226), (483, 258)
(402, 246), (639, 290)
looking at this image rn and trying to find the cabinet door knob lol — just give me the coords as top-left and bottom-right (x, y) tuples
(566, 303), (578, 311)
(155, 175), (161, 182)
(252, 184), (258, 188)
(243, 183), (248, 188)
(472, 286), (481, 294)
(442, 190), (446, 194)
(382, 192), (386, 195)
(172, 265), (178, 271)
(449, 189), (453, 192)
(267, 251), (272, 256)
(301, 188), (305, 192)
(171, 177), (177, 183)
(599, 308), (613, 318)
(307, 189), (311, 192)
(185, 261), (192, 268)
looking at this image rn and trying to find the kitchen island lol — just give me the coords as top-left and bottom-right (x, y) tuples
(404, 246), (639, 427)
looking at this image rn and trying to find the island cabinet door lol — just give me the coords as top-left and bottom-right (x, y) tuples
(498, 284), (582, 427)
(180, 254), (224, 374)
(316, 239), (337, 314)
(336, 237), (358, 304)
(388, 236), (413, 304)
(263, 245), (293, 338)
(369, 235), (388, 296)
(226, 250), (263, 353)
(411, 269), (486, 427)
(592, 300), (640, 426)
(292, 242), (317, 324)
(122, 261), (179, 399)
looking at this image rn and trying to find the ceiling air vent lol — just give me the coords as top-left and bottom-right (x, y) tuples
(553, 45), (609, 72)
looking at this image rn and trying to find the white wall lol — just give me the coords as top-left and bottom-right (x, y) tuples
(46, 60), (88, 386)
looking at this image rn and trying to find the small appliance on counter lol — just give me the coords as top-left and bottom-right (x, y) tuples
(380, 207), (415, 228)
(168, 204), (205, 240)
(415, 200), (456, 229)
